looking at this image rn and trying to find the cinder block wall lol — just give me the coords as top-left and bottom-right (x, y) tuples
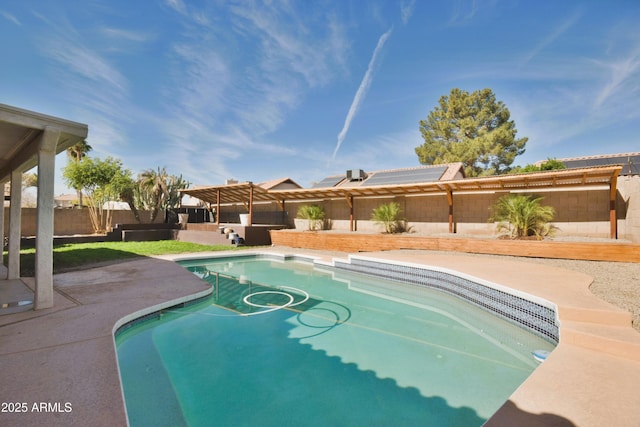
(618, 175), (640, 242)
(4, 208), (164, 237)
(262, 181), (637, 241)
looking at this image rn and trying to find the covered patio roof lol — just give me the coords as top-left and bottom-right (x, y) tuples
(0, 103), (88, 311)
(0, 104), (88, 180)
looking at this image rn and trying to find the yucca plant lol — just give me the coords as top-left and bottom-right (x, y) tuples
(296, 205), (325, 231)
(490, 194), (556, 239)
(371, 202), (408, 234)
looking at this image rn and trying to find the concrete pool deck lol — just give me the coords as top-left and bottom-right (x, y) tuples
(0, 249), (639, 426)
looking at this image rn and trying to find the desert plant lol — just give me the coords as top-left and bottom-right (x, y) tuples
(371, 202), (409, 234)
(296, 205), (325, 231)
(490, 194), (556, 239)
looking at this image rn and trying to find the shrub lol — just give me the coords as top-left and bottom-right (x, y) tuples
(296, 205), (325, 231)
(371, 202), (409, 234)
(490, 194), (556, 239)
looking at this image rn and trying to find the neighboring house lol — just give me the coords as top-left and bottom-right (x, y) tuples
(54, 194), (76, 208)
(542, 152), (640, 175)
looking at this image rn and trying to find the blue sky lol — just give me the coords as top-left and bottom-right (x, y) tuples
(1, 1), (639, 194)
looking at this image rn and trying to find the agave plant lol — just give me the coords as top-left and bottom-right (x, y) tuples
(371, 202), (408, 234)
(296, 205), (325, 231)
(491, 194), (556, 239)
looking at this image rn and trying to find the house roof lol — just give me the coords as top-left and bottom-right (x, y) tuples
(552, 152), (640, 175)
(258, 177), (303, 190)
(312, 163), (465, 188)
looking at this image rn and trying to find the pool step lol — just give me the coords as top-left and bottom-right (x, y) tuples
(561, 320), (640, 362)
(558, 305), (633, 326)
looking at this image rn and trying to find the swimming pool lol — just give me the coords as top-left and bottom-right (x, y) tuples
(115, 253), (557, 426)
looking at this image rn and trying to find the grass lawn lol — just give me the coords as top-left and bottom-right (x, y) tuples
(3, 240), (251, 277)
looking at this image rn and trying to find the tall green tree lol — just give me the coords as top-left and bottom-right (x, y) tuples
(415, 88), (527, 177)
(66, 140), (93, 207)
(63, 156), (132, 233)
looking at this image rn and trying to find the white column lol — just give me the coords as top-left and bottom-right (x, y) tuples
(34, 127), (60, 309)
(0, 186), (5, 280)
(7, 170), (22, 280)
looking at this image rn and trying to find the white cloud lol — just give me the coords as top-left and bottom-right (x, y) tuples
(332, 27), (393, 160)
(165, 0), (187, 15)
(400, 0), (416, 25)
(1, 10), (20, 26)
(520, 10), (582, 66)
(593, 45), (640, 108)
(100, 27), (154, 43)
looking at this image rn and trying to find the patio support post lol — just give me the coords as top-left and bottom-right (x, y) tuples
(34, 127), (60, 309)
(609, 177), (618, 239)
(7, 169), (22, 280)
(0, 185), (4, 279)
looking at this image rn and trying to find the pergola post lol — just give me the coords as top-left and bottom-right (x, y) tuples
(34, 127), (60, 309)
(609, 176), (618, 239)
(248, 183), (254, 226)
(216, 189), (220, 225)
(346, 195), (354, 232)
(7, 169), (22, 280)
(446, 189), (454, 233)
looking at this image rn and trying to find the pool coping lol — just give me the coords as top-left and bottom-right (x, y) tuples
(1, 248), (639, 426)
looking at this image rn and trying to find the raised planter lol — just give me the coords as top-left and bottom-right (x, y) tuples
(269, 230), (640, 263)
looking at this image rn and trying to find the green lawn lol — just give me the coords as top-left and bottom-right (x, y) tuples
(3, 240), (250, 277)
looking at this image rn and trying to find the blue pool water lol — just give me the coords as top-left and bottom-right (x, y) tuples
(116, 255), (555, 426)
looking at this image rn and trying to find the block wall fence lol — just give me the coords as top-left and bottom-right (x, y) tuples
(5, 176), (639, 242)
(3, 208), (164, 237)
(233, 176), (640, 242)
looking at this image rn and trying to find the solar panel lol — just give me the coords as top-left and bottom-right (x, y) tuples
(362, 166), (448, 186)
(562, 155), (640, 175)
(312, 176), (344, 188)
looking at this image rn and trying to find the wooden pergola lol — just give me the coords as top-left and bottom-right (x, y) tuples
(182, 182), (280, 226)
(182, 165), (623, 238)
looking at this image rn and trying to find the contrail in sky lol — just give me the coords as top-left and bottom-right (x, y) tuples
(332, 27), (393, 160)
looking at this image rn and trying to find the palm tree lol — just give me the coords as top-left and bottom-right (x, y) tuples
(139, 167), (170, 222)
(371, 202), (407, 233)
(296, 205), (325, 231)
(66, 140), (92, 207)
(491, 194), (556, 239)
